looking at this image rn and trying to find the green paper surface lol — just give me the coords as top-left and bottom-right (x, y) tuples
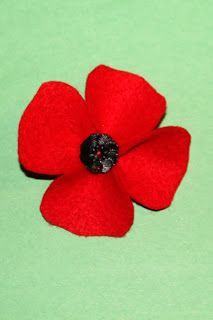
(0, 1), (212, 319)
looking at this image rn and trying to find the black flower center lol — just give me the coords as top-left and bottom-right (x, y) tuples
(80, 133), (119, 173)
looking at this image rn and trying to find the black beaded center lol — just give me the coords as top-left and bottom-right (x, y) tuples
(80, 133), (119, 173)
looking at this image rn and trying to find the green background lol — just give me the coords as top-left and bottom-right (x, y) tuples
(0, 1), (212, 319)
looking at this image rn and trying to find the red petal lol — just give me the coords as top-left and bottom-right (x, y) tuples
(40, 169), (134, 237)
(85, 65), (166, 154)
(119, 126), (191, 210)
(18, 81), (92, 175)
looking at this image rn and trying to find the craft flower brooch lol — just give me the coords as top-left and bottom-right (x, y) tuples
(18, 65), (191, 237)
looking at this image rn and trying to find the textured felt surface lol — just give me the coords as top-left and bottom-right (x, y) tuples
(18, 81), (92, 175)
(41, 169), (134, 237)
(119, 126), (191, 210)
(1, 1), (213, 319)
(86, 65), (166, 154)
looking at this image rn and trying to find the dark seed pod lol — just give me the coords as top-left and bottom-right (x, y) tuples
(80, 133), (119, 173)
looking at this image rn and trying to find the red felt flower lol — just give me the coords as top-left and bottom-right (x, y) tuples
(18, 65), (191, 237)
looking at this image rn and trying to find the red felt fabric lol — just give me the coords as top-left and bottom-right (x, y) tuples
(41, 168), (134, 237)
(18, 81), (93, 175)
(18, 65), (191, 237)
(119, 126), (191, 210)
(86, 65), (166, 154)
